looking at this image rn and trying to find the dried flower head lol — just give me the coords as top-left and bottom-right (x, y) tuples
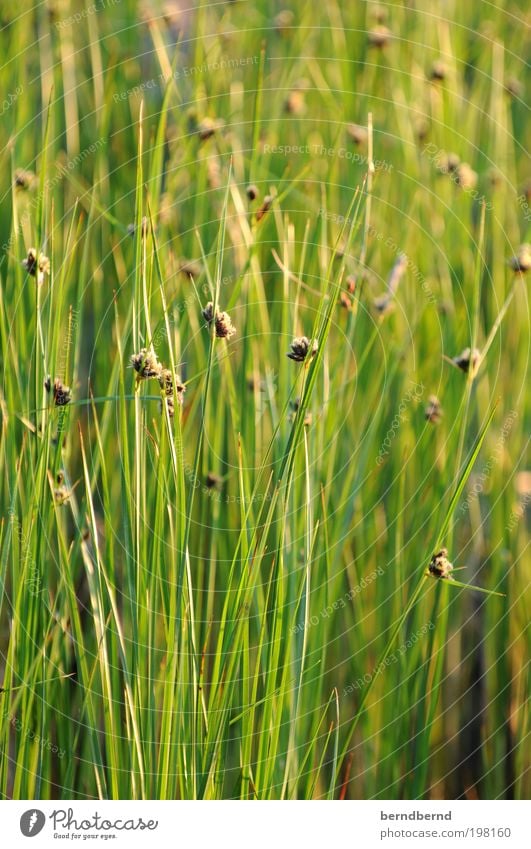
(346, 275), (357, 294)
(508, 243), (531, 273)
(52, 378), (71, 407)
(22, 248), (50, 282)
(452, 347), (480, 374)
(367, 25), (392, 48)
(425, 395), (443, 424)
(131, 348), (162, 380)
(347, 123), (368, 146)
(202, 302), (236, 339)
(428, 548), (453, 579)
(14, 168), (36, 190)
(256, 194), (273, 222)
(287, 336), (318, 363)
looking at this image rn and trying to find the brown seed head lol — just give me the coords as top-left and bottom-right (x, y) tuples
(131, 348), (162, 379)
(14, 168), (35, 190)
(246, 184), (259, 201)
(367, 25), (392, 48)
(428, 548), (453, 579)
(22, 248), (50, 281)
(508, 243), (531, 273)
(452, 347), (480, 374)
(346, 123), (368, 146)
(455, 162), (478, 190)
(256, 194), (273, 222)
(202, 302), (236, 339)
(429, 61), (447, 82)
(53, 378), (72, 407)
(287, 336), (318, 362)
(425, 395), (443, 424)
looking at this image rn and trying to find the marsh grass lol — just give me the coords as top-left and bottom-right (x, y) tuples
(0, 0), (529, 800)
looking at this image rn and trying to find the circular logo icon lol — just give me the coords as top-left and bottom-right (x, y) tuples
(20, 810), (46, 837)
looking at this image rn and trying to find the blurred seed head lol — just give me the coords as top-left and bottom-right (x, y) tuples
(508, 243), (531, 273)
(205, 472), (222, 489)
(414, 117), (430, 142)
(290, 397), (312, 426)
(22, 248), (50, 283)
(367, 25), (392, 48)
(339, 291), (354, 311)
(179, 259), (203, 279)
(246, 184), (259, 201)
(284, 88), (306, 115)
(274, 9), (294, 35)
(455, 162), (478, 190)
(196, 116), (223, 141)
(346, 123), (368, 146)
(437, 152), (460, 175)
(429, 61), (447, 82)
(452, 347), (480, 374)
(371, 6), (388, 23)
(14, 168), (36, 190)
(256, 194), (273, 222)
(425, 395), (443, 424)
(373, 294), (394, 316)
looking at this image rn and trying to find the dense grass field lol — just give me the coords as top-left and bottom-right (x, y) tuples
(0, 0), (529, 800)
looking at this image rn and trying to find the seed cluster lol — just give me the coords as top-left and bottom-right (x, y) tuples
(287, 336), (318, 363)
(202, 302), (237, 339)
(428, 548), (454, 579)
(131, 348), (185, 418)
(44, 377), (72, 407)
(452, 347), (480, 374)
(22, 248), (50, 283)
